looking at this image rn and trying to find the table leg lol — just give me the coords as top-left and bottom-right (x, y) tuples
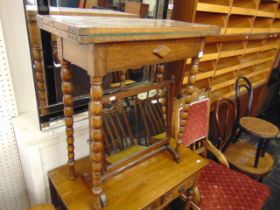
(254, 138), (265, 168)
(61, 60), (76, 180)
(90, 77), (107, 208)
(184, 187), (194, 210)
(176, 57), (199, 156)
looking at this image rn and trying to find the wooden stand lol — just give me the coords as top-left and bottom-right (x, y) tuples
(37, 15), (218, 209)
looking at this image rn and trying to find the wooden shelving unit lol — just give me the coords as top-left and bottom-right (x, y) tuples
(216, 56), (240, 75)
(172, 0), (280, 103)
(226, 15), (254, 34)
(195, 12), (227, 33)
(252, 17), (273, 33)
(231, 0), (258, 16)
(257, 1), (278, 18)
(197, 0), (231, 13)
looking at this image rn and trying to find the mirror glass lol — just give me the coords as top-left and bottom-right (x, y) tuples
(24, 0), (170, 128)
(100, 86), (169, 171)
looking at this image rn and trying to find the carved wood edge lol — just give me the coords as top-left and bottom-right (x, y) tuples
(204, 139), (229, 168)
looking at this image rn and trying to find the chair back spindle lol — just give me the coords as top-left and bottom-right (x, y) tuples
(214, 99), (236, 151)
(235, 76), (253, 122)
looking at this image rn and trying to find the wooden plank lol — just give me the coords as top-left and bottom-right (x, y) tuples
(197, 2), (230, 14)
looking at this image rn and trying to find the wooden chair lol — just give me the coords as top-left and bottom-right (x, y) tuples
(214, 98), (275, 178)
(172, 97), (271, 210)
(103, 101), (147, 164)
(233, 76), (278, 169)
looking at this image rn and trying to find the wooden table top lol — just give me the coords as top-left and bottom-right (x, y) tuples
(37, 15), (219, 43)
(48, 147), (208, 210)
(26, 5), (136, 21)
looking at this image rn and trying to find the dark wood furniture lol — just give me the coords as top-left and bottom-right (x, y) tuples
(214, 98), (275, 178)
(233, 76), (279, 168)
(37, 15), (219, 209)
(48, 147), (208, 210)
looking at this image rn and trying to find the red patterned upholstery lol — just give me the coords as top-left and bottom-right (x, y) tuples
(181, 99), (209, 146)
(198, 160), (271, 210)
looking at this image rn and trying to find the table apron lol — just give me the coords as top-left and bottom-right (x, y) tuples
(62, 38), (203, 77)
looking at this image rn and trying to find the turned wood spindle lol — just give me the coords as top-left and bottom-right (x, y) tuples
(61, 60), (76, 180)
(32, 46), (48, 115)
(176, 57), (199, 154)
(156, 65), (167, 125)
(90, 77), (104, 196)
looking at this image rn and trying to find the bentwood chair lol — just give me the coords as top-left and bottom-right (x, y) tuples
(214, 98), (275, 178)
(171, 96), (271, 210)
(233, 76), (279, 169)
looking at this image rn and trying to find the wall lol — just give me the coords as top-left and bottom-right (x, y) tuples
(0, 19), (30, 210)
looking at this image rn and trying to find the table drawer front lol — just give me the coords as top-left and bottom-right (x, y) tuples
(142, 172), (200, 210)
(105, 39), (202, 72)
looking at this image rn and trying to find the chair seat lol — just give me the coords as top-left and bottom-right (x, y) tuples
(224, 141), (275, 177)
(106, 145), (146, 164)
(198, 160), (271, 210)
(240, 116), (279, 138)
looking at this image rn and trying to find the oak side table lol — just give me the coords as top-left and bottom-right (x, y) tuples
(37, 15), (218, 209)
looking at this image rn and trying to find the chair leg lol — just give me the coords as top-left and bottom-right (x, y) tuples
(233, 129), (242, 143)
(254, 139), (265, 168)
(261, 139), (269, 157)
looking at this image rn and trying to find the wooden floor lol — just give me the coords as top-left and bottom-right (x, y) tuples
(255, 99), (280, 210)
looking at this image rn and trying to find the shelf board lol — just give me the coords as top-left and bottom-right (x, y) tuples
(270, 28), (280, 32)
(244, 69), (270, 78)
(240, 59), (259, 68)
(226, 28), (252, 34)
(263, 43), (279, 50)
(211, 87), (234, 102)
(219, 49), (244, 58)
(182, 71), (214, 84)
(244, 46), (264, 54)
(251, 28), (272, 33)
(231, 7), (257, 16)
(215, 65), (239, 76)
(252, 79), (266, 88)
(197, 2), (231, 13)
(212, 78), (235, 91)
(259, 56), (275, 63)
(200, 53), (219, 62)
(257, 11), (276, 17)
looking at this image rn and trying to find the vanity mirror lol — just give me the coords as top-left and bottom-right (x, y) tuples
(24, 0), (170, 128)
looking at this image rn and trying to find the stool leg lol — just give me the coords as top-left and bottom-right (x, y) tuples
(254, 138), (265, 168)
(232, 129), (242, 143)
(261, 139), (269, 157)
